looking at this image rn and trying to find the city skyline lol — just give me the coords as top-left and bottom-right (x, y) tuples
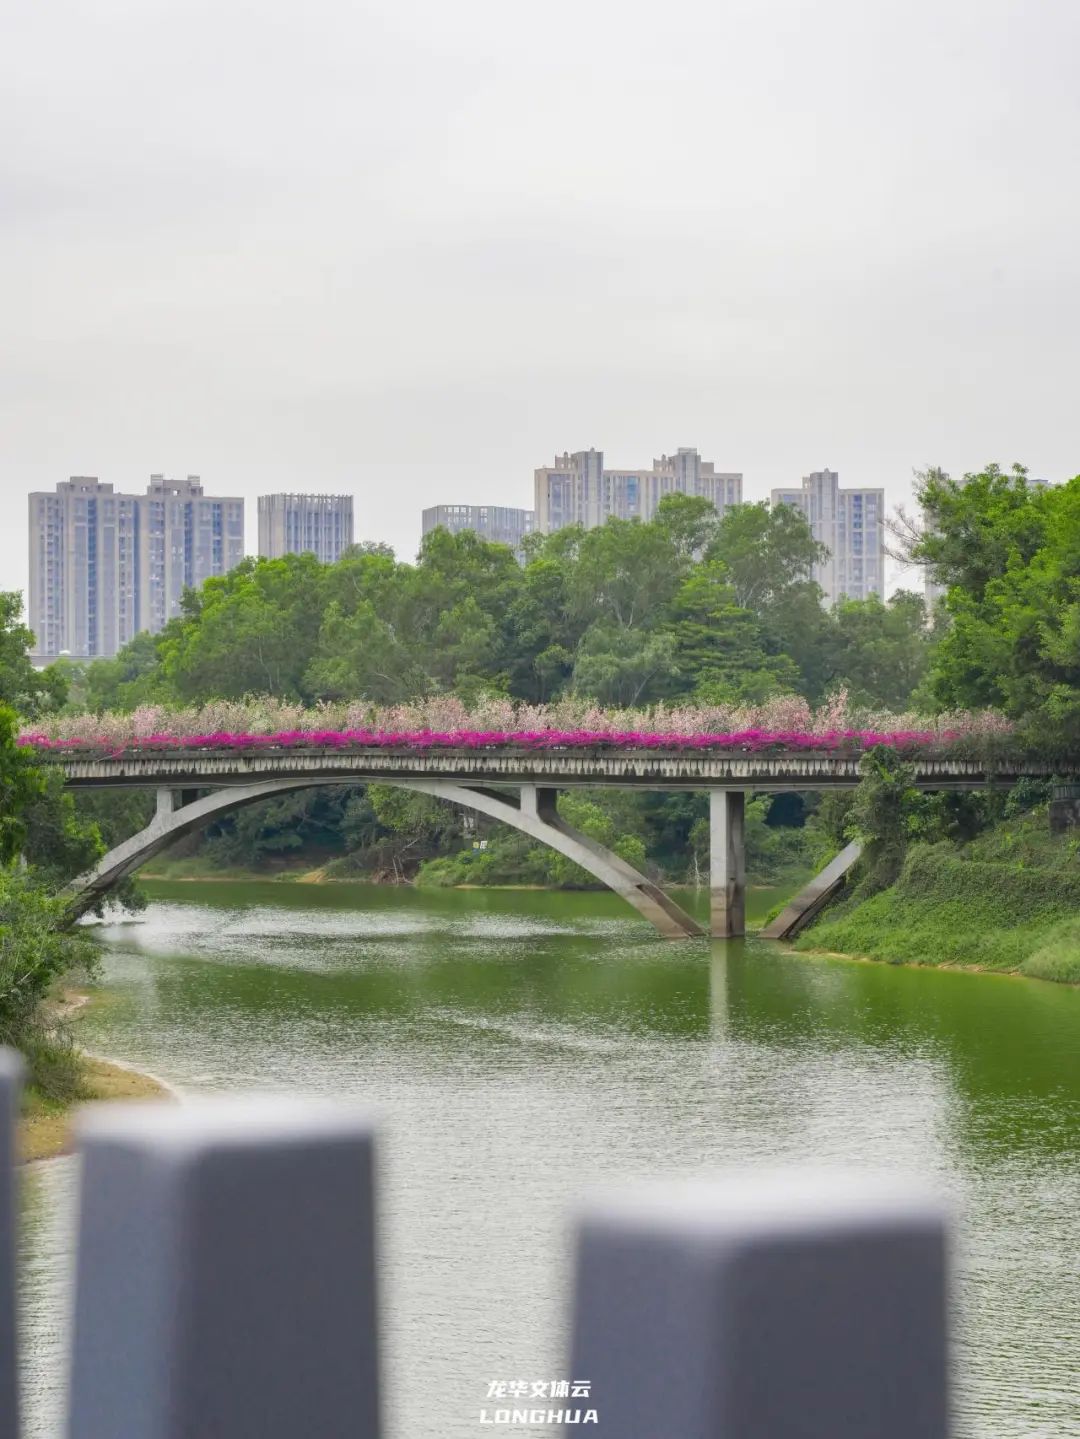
(17, 449), (905, 578)
(24, 452), (895, 660)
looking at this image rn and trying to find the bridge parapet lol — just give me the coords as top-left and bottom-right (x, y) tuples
(41, 744), (1059, 792)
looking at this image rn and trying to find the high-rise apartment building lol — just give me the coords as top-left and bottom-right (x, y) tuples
(28, 476), (244, 660)
(421, 504), (536, 555)
(28, 479), (139, 661)
(534, 447), (742, 533)
(258, 493), (354, 564)
(770, 469), (884, 603)
(142, 476), (245, 635)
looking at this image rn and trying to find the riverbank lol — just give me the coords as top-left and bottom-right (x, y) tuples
(794, 815), (1080, 984)
(20, 992), (175, 1162)
(21, 1055), (173, 1162)
(140, 856), (812, 894)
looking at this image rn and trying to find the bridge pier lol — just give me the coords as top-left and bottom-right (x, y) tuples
(710, 789), (746, 938)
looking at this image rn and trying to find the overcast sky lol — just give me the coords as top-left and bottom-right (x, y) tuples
(3, 0), (1078, 603)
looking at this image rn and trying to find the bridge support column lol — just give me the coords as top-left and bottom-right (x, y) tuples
(155, 787), (176, 819)
(710, 790), (746, 938)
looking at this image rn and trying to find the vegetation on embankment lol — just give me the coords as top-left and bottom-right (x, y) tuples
(797, 810), (1080, 983)
(140, 855), (309, 883)
(21, 1054), (171, 1162)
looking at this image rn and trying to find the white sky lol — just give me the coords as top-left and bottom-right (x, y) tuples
(3, 0), (1078, 603)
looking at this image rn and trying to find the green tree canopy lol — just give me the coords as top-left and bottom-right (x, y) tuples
(917, 468), (1080, 737)
(706, 501), (827, 613)
(0, 706), (44, 866)
(0, 593), (68, 717)
(818, 591), (930, 711)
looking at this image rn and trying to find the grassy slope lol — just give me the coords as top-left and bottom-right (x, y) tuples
(796, 811), (1080, 983)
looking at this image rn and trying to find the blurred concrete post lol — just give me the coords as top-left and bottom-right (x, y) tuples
(568, 1170), (949, 1439)
(710, 789), (746, 937)
(0, 1051), (21, 1439)
(68, 1098), (380, 1439)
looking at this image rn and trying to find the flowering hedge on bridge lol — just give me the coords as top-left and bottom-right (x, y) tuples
(18, 694), (1014, 757)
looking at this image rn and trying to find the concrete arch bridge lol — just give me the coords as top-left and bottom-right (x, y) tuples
(47, 745), (1061, 940)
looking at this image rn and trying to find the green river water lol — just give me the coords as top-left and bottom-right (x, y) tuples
(18, 880), (1080, 1437)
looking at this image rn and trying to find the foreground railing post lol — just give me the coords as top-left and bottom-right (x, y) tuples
(567, 1171), (949, 1438)
(0, 1052), (21, 1439)
(68, 1098), (380, 1439)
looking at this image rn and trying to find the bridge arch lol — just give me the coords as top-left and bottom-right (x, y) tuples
(63, 778), (704, 938)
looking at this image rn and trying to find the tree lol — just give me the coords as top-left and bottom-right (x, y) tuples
(0, 592), (68, 717)
(570, 519), (684, 631)
(911, 463), (1046, 600)
(18, 772), (145, 914)
(21, 770), (103, 890)
(158, 554), (328, 701)
(844, 748), (922, 898)
(504, 551), (584, 701)
(0, 706), (44, 865)
(305, 602), (427, 703)
(83, 631), (164, 711)
(652, 493), (720, 559)
(429, 597), (505, 698)
(0, 706), (96, 1098)
(818, 591), (931, 711)
(201, 787), (354, 868)
(0, 866), (96, 1098)
(405, 528), (523, 685)
(702, 503), (835, 700)
(667, 562), (798, 703)
(706, 502), (826, 613)
(348, 785), (464, 878)
(572, 625), (679, 706)
(919, 469), (1080, 739)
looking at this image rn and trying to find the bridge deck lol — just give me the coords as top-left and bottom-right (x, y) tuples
(45, 745), (1058, 792)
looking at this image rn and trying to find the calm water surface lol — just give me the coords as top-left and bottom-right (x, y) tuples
(19, 881), (1080, 1437)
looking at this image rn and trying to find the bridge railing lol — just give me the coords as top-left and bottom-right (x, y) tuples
(0, 1052), (951, 1438)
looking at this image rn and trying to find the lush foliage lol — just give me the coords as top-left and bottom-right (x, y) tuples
(912, 466), (1080, 740)
(0, 694), (100, 1097)
(0, 601), (138, 908)
(65, 498), (936, 714)
(0, 706), (45, 866)
(0, 868), (95, 1096)
(0, 592), (68, 718)
(798, 830), (1080, 983)
(796, 466), (1080, 979)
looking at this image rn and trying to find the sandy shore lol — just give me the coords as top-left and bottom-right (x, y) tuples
(21, 991), (179, 1164)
